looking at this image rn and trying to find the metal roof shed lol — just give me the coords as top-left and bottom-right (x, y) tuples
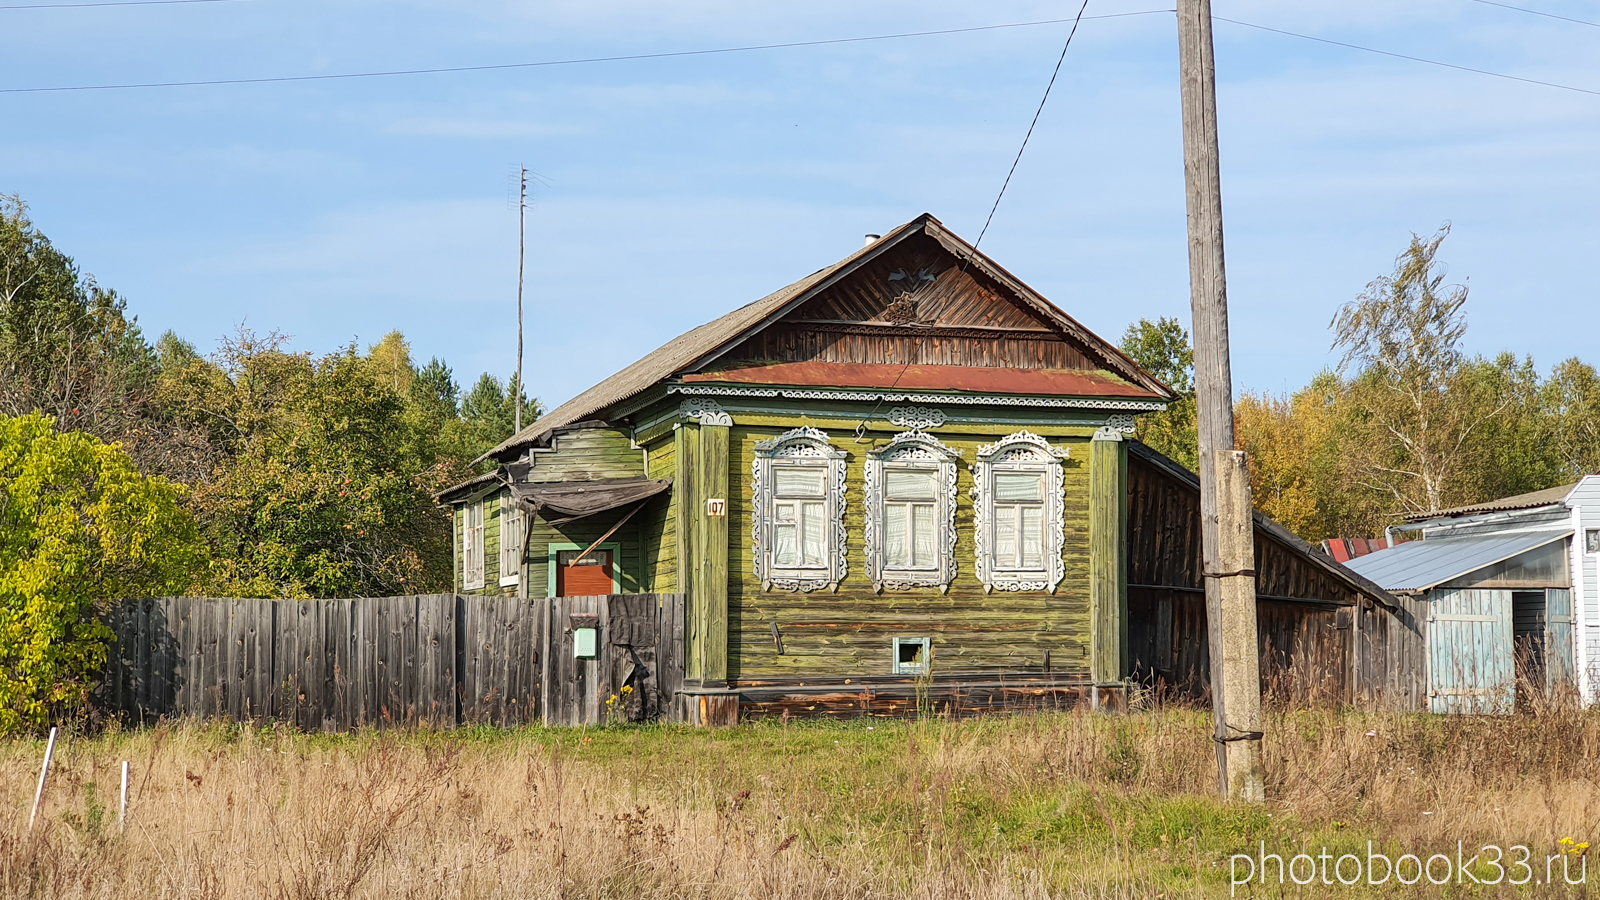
(1344, 531), (1572, 594)
(1343, 530), (1574, 714)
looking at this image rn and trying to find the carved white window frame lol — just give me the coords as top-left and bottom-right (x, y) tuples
(752, 427), (848, 592)
(865, 431), (960, 592)
(462, 499), (486, 591)
(498, 493), (522, 587)
(973, 431), (1068, 593)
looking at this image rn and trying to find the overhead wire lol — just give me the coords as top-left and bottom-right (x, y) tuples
(3, 8), (1594, 100)
(855, 0), (1093, 442)
(970, 0), (1092, 252)
(0, 0), (245, 9)
(1214, 15), (1600, 97)
(1463, 0), (1599, 28)
(0, 9), (1170, 94)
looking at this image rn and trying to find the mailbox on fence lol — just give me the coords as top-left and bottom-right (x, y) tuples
(574, 627), (598, 659)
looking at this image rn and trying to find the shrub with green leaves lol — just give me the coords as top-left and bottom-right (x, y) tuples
(0, 412), (204, 732)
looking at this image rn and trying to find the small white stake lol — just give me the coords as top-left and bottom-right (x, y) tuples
(119, 760), (130, 833)
(28, 727), (58, 831)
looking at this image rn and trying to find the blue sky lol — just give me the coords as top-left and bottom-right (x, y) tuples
(3, 0), (1596, 408)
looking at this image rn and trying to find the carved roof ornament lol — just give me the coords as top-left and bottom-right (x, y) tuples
(1093, 413), (1137, 442)
(883, 267), (937, 325)
(887, 405), (947, 432)
(679, 398), (732, 427)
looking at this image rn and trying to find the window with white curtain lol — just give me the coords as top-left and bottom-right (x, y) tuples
(865, 431), (960, 591)
(498, 493), (522, 587)
(753, 427), (848, 592)
(462, 500), (486, 590)
(973, 431), (1067, 593)
(773, 465), (828, 568)
(992, 471), (1045, 570)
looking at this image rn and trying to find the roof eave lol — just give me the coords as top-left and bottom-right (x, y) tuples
(432, 469), (506, 504)
(679, 214), (935, 375)
(1126, 440), (1397, 609)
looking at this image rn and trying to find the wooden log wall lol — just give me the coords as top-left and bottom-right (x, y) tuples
(724, 420), (1096, 683)
(103, 594), (686, 729)
(736, 675), (1101, 720)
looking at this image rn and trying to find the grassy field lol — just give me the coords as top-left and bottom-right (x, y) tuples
(4, 704), (1600, 899)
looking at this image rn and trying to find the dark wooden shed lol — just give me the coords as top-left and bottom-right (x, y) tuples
(1125, 441), (1425, 711)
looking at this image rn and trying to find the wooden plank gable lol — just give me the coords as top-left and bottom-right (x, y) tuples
(705, 232), (1117, 377)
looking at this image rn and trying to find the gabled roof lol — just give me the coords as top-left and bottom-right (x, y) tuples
(1343, 530), (1572, 593)
(1127, 441), (1396, 610)
(1405, 482), (1580, 522)
(481, 214), (1175, 463)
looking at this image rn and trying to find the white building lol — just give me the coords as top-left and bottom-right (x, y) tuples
(1344, 476), (1600, 712)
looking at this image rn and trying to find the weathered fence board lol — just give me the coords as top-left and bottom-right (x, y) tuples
(105, 593), (682, 730)
(416, 594), (455, 727)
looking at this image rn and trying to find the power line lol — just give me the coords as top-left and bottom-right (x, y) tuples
(972, 0), (1092, 251)
(5, 8), (1594, 101)
(1, 0), (244, 9)
(0, 9), (1171, 95)
(1215, 15), (1600, 98)
(1464, 0), (1599, 28)
(869, 0), (1092, 433)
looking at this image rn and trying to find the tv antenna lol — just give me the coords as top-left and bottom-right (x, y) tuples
(515, 165), (527, 434)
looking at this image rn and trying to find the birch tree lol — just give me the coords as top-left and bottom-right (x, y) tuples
(1332, 225), (1503, 513)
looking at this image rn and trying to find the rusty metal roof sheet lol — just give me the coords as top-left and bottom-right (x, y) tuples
(478, 213), (1175, 463)
(1342, 530), (1571, 593)
(1405, 482), (1579, 522)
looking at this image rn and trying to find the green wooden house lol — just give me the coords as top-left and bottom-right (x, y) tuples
(437, 213), (1409, 723)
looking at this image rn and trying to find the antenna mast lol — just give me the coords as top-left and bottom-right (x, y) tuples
(515, 166), (527, 434)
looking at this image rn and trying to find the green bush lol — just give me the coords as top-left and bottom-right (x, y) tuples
(0, 412), (204, 732)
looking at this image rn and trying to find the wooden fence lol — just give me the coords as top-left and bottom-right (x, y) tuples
(103, 594), (684, 729)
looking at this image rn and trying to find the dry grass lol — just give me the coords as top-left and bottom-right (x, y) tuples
(4, 704), (1600, 898)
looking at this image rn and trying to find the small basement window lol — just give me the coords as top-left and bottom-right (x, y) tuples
(894, 637), (932, 675)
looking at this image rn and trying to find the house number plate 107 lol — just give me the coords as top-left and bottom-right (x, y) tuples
(706, 498), (727, 517)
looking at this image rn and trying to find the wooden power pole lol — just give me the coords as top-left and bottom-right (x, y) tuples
(515, 166), (527, 435)
(1176, 0), (1264, 802)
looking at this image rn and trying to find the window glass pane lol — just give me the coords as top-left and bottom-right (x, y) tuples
(1021, 506), (1043, 568)
(887, 469), (937, 501)
(775, 466), (826, 496)
(995, 506), (1018, 567)
(995, 472), (1043, 501)
(774, 502), (796, 524)
(885, 504), (909, 568)
(774, 523), (797, 566)
(912, 504), (935, 567)
(801, 501), (825, 566)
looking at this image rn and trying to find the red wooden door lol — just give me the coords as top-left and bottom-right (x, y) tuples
(557, 549), (613, 596)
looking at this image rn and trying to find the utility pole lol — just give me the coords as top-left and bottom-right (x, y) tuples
(1176, 0), (1264, 802)
(515, 166), (527, 435)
